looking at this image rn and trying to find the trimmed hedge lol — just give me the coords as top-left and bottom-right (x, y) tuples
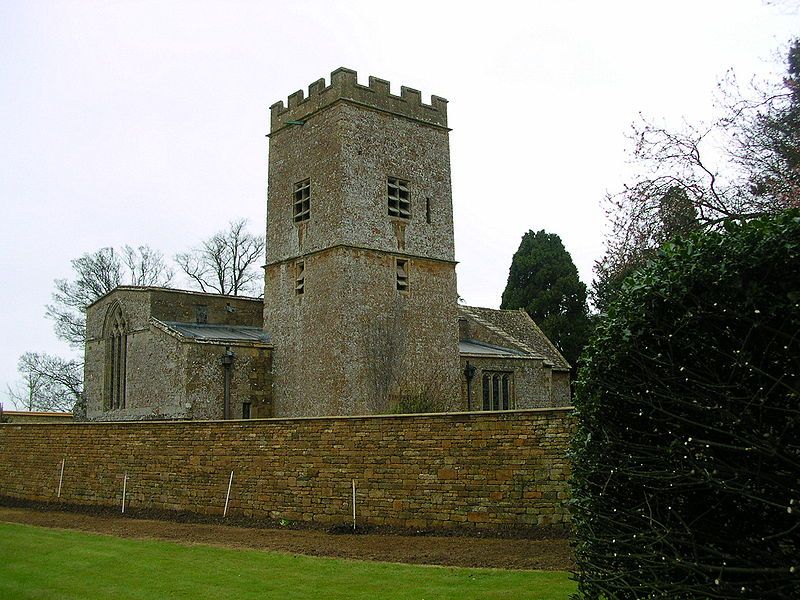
(571, 211), (800, 599)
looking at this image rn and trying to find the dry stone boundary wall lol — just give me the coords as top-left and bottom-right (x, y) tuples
(0, 409), (573, 531)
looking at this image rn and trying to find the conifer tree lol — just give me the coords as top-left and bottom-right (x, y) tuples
(500, 230), (590, 374)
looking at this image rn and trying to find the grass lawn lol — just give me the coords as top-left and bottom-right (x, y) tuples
(0, 522), (576, 599)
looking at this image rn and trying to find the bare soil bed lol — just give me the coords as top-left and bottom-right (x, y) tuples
(0, 505), (574, 571)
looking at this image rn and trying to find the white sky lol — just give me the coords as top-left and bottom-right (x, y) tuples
(1, 0), (798, 408)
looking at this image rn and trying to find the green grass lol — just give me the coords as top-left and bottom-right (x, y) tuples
(0, 522), (576, 599)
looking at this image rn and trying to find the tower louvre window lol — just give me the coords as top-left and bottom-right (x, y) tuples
(388, 177), (410, 219)
(396, 258), (409, 292)
(295, 260), (305, 295)
(293, 179), (311, 222)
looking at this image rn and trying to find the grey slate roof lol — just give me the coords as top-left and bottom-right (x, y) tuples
(459, 339), (527, 357)
(458, 305), (571, 371)
(161, 321), (271, 344)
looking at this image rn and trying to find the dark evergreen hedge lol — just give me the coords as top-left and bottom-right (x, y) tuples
(571, 211), (800, 599)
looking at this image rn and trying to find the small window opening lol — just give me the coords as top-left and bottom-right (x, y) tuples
(425, 197), (432, 224)
(293, 179), (311, 222)
(195, 304), (208, 324)
(295, 261), (305, 295)
(388, 177), (410, 219)
(242, 402), (251, 419)
(396, 259), (409, 292)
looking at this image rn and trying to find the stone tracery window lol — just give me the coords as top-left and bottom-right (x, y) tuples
(105, 303), (128, 409)
(482, 371), (513, 411)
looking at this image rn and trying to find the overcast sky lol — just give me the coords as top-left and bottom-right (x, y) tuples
(1, 1), (798, 408)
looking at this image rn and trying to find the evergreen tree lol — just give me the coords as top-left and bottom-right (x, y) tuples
(572, 211), (800, 598)
(500, 230), (591, 374)
(748, 38), (800, 203)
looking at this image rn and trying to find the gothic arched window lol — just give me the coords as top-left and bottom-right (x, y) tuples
(104, 303), (128, 409)
(482, 371), (513, 411)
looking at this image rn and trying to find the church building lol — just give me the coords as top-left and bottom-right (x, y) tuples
(83, 68), (571, 421)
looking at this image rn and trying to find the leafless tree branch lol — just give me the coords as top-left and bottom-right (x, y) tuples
(176, 219), (265, 296)
(46, 246), (173, 348)
(6, 352), (82, 413)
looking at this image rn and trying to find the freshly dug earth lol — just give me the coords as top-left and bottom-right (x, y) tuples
(0, 506), (574, 571)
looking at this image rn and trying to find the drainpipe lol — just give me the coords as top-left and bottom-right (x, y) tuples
(221, 347), (235, 419)
(463, 361), (477, 411)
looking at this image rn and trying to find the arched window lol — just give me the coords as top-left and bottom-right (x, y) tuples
(104, 303), (128, 409)
(482, 371), (513, 411)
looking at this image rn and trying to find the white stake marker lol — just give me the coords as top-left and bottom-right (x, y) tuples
(224, 470), (234, 517)
(122, 473), (128, 514)
(352, 479), (356, 531)
(57, 458), (65, 498)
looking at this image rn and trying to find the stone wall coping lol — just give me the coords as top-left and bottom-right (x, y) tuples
(0, 407), (574, 427)
(2, 411), (73, 417)
(86, 286), (264, 310)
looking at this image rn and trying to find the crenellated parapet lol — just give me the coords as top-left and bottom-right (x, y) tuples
(269, 67), (448, 133)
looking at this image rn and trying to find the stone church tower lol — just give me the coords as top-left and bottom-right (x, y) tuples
(264, 68), (461, 416)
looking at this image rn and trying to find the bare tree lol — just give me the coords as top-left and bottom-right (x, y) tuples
(176, 219), (265, 296)
(46, 245), (173, 348)
(122, 244), (175, 288)
(6, 353), (82, 413)
(594, 39), (800, 310)
(594, 186), (699, 312)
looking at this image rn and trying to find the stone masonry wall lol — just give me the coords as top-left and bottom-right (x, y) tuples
(266, 246), (459, 417)
(0, 412), (73, 424)
(85, 292), (187, 419)
(0, 409), (573, 531)
(184, 343), (273, 420)
(551, 371), (572, 406)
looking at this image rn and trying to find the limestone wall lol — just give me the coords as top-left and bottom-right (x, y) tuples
(84, 317), (188, 419)
(266, 246), (459, 417)
(149, 289), (263, 326)
(0, 412), (73, 424)
(0, 409), (573, 531)
(337, 102), (455, 261)
(551, 371), (572, 406)
(266, 102), (345, 263)
(266, 90), (454, 265)
(184, 344), (273, 420)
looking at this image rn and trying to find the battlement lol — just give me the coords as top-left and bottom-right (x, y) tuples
(269, 67), (448, 133)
